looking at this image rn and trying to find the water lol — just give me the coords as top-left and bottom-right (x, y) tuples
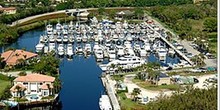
(2, 27), (105, 110)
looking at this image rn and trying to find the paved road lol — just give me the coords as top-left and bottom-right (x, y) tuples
(10, 7), (136, 27)
(0, 70), (32, 77)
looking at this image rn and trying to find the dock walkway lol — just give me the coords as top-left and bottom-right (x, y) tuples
(101, 75), (121, 110)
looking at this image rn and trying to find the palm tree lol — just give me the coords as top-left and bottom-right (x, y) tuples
(15, 86), (22, 98)
(131, 88), (141, 102)
(46, 84), (51, 96)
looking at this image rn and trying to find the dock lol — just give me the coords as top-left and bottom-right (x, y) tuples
(101, 74), (121, 110)
(146, 23), (194, 66)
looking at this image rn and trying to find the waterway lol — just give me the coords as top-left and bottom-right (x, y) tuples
(2, 27), (104, 110)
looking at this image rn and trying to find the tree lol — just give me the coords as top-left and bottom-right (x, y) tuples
(203, 17), (217, 32)
(134, 7), (144, 20)
(15, 86), (22, 98)
(98, 7), (106, 15)
(131, 88), (141, 102)
(18, 71), (27, 76)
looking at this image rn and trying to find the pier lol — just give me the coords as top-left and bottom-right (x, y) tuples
(146, 23), (194, 66)
(101, 74), (121, 110)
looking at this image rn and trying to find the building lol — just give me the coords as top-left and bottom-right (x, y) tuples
(155, 73), (171, 85)
(10, 74), (55, 100)
(115, 10), (134, 20)
(1, 49), (38, 66)
(0, 7), (16, 15)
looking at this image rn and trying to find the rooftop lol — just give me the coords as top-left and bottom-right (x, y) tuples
(1, 49), (38, 65)
(14, 74), (55, 82)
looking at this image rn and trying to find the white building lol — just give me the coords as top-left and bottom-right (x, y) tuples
(10, 74), (55, 99)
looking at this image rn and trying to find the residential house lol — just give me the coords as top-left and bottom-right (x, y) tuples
(1, 49), (38, 66)
(0, 6), (16, 15)
(10, 74), (55, 99)
(115, 10), (134, 20)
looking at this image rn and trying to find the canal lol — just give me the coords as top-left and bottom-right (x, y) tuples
(3, 27), (104, 110)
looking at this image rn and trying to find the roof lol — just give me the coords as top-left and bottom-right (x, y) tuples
(10, 83), (26, 92)
(0, 7), (16, 11)
(14, 74), (55, 82)
(1, 50), (38, 65)
(40, 83), (53, 90)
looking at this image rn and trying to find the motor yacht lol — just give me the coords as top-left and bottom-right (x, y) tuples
(57, 44), (65, 56)
(67, 44), (74, 57)
(99, 95), (112, 110)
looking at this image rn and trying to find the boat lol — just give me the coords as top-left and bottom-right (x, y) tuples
(99, 95), (112, 110)
(94, 47), (104, 61)
(157, 47), (167, 61)
(44, 45), (49, 54)
(139, 47), (147, 57)
(56, 36), (62, 43)
(63, 35), (69, 43)
(49, 35), (55, 42)
(107, 47), (116, 61)
(49, 43), (56, 52)
(67, 44), (74, 57)
(82, 34), (88, 42)
(75, 45), (83, 54)
(106, 56), (146, 70)
(35, 43), (44, 53)
(68, 35), (74, 43)
(116, 46), (125, 57)
(76, 35), (82, 43)
(84, 43), (92, 54)
(56, 23), (62, 31)
(57, 44), (65, 56)
(46, 24), (53, 35)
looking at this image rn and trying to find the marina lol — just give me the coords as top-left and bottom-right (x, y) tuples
(1, 17), (196, 110)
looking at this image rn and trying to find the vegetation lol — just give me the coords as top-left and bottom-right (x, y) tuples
(118, 86), (217, 110)
(133, 78), (179, 91)
(146, 87), (217, 110)
(33, 53), (60, 76)
(0, 6), (55, 24)
(0, 74), (13, 100)
(149, 0), (217, 54)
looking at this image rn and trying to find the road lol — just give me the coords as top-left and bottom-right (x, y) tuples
(0, 70), (32, 77)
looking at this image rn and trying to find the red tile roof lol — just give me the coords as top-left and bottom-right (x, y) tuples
(10, 83), (26, 92)
(14, 74), (55, 82)
(40, 83), (53, 90)
(1, 49), (38, 65)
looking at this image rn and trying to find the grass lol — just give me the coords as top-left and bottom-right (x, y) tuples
(189, 19), (204, 32)
(132, 79), (180, 91)
(0, 80), (10, 97)
(111, 75), (124, 81)
(208, 32), (217, 55)
(41, 95), (54, 100)
(118, 92), (147, 110)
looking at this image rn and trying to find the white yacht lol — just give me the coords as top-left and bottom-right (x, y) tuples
(139, 47), (147, 57)
(76, 35), (82, 42)
(94, 47), (104, 61)
(46, 24), (53, 35)
(35, 43), (44, 53)
(99, 95), (112, 110)
(116, 46), (125, 57)
(82, 34), (88, 42)
(67, 44), (74, 57)
(107, 47), (116, 61)
(49, 43), (56, 52)
(56, 23), (62, 31)
(157, 48), (167, 61)
(44, 45), (49, 54)
(106, 56), (146, 70)
(84, 43), (92, 54)
(68, 35), (74, 43)
(75, 45), (83, 54)
(57, 44), (65, 56)
(56, 36), (62, 43)
(63, 35), (69, 43)
(49, 35), (55, 42)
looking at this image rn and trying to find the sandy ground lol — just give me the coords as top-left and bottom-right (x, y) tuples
(193, 74), (217, 89)
(123, 74), (217, 102)
(123, 74), (173, 101)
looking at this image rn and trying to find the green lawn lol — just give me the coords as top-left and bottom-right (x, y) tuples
(0, 80), (10, 96)
(112, 75), (124, 81)
(118, 92), (147, 110)
(132, 79), (179, 91)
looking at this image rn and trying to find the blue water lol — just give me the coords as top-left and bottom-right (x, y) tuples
(1, 28), (104, 110)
